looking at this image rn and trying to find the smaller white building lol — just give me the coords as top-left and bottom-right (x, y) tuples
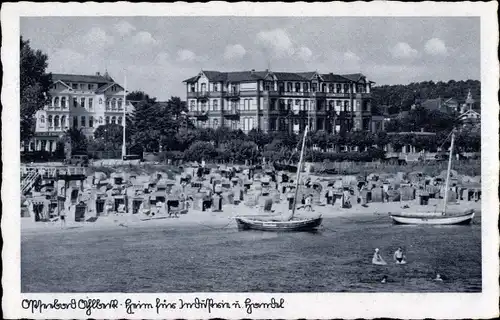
(27, 72), (133, 152)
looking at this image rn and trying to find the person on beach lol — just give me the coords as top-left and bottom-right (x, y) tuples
(60, 209), (66, 228)
(372, 248), (387, 265)
(434, 274), (443, 281)
(393, 247), (406, 264)
(304, 194), (313, 211)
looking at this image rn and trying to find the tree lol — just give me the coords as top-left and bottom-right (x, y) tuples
(184, 141), (217, 162)
(20, 37), (52, 143)
(93, 123), (131, 150)
(64, 128), (88, 154)
(222, 140), (259, 163)
(174, 128), (199, 151)
(247, 129), (271, 149)
(131, 96), (189, 152)
(165, 96), (188, 120)
(126, 90), (156, 103)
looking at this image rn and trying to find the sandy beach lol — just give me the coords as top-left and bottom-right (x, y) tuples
(21, 198), (481, 235)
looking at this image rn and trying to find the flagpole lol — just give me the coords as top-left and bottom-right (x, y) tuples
(122, 74), (127, 159)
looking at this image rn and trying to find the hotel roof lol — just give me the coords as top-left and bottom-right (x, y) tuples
(52, 73), (114, 84)
(183, 70), (371, 83)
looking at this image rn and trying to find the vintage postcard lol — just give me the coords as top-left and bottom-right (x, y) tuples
(2, 2), (499, 319)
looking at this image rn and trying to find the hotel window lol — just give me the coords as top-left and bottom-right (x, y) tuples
(112, 99), (117, 110)
(54, 115), (60, 128)
(89, 98), (93, 110)
(321, 83), (327, 92)
(295, 99), (300, 106)
(118, 116), (123, 125)
(287, 99), (293, 110)
(61, 116), (66, 128)
(106, 116), (110, 124)
(329, 84), (334, 93)
(40, 115), (45, 123)
(190, 101), (195, 111)
(99, 98), (103, 105)
(303, 83), (309, 92)
(329, 101), (335, 111)
(80, 97), (85, 108)
(190, 84), (195, 92)
(54, 97), (59, 108)
(249, 118), (254, 130)
(213, 100), (218, 111)
(73, 116), (78, 128)
(304, 100), (309, 111)
(231, 121), (238, 130)
(269, 118), (276, 131)
(89, 116), (94, 128)
(41, 140), (46, 151)
(118, 98), (123, 110)
(214, 119), (219, 127)
(344, 101), (350, 112)
(311, 83), (317, 92)
(72, 83), (78, 90)
(336, 84), (342, 93)
(295, 82), (301, 92)
(48, 115), (53, 127)
(344, 84), (350, 93)
(99, 116), (103, 124)
(81, 116), (86, 127)
(73, 98), (78, 108)
(264, 82), (272, 91)
(111, 116), (116, 124)
(88, 84), (93, 90)
(61, 97), (66, 108)
(201, 83), (207, 93)
(201, 102), (207, 111)
(286, 82), (293, 92)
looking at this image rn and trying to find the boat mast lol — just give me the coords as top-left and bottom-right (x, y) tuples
(442, 130), (455, 215)
(290, 125), (308, 220)
(121, 75), (127, 159)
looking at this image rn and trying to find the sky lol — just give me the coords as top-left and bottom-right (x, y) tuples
(21, 17), (480, 101)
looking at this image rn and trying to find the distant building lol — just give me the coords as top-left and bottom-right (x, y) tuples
(459, 90), (480, 125)
(183, 69), (383, 134)
(418, 97), (458, 114)
(26, 72), (133, 152)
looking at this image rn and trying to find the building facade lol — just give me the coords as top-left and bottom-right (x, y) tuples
(183, 70), (381, 134)
(27, 72), (132, 152)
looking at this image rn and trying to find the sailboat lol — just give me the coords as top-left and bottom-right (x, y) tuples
(389, 130), (475, 225)
(235, 125), (323, 232)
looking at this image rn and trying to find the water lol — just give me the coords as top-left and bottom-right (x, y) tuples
(21, 215), (482, 292)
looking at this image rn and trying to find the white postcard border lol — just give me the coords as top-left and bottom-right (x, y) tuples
(2, 2), (499, 319)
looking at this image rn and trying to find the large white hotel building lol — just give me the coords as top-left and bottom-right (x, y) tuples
(27, 72), (132, 152)
(183, 70), (384, 134)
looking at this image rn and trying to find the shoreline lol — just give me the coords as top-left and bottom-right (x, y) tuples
(21, 198), (481, 236)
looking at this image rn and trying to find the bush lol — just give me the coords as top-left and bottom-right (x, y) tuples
(184, 141), (217, 162)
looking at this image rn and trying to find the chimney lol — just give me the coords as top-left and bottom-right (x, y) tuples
(251, 69), (255, 74)
(96, 72), (101, 76)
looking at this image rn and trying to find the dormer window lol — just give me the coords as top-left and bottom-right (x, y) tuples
(72, 83), (78, 89)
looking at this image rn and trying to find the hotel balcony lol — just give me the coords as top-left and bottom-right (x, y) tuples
(188, 110), (209, 119)
(223, 109), (240, 118)
(187, 92), (210, 100)
(223, 90), (240, 99)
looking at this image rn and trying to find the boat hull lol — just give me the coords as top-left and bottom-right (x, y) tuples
(390, 210), (474, 225)
(235, 216), (323, 232)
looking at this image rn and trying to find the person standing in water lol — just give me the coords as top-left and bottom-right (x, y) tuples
(393, 247), (406, 264)
(372, 248), (387, 265)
